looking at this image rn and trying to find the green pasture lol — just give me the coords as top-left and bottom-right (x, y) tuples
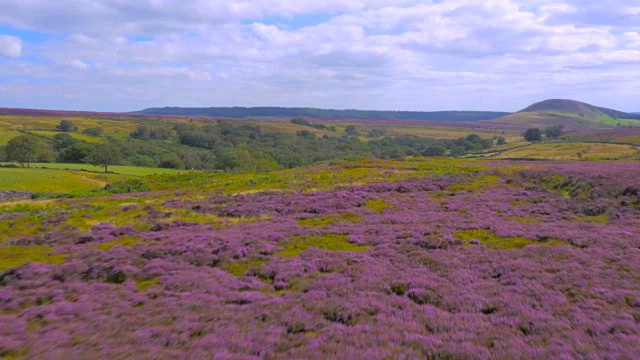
(493, 142), (639, 160)
(0, 167), (132, 193)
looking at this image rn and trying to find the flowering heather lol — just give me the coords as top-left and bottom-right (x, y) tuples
(1, 159), (640, 358)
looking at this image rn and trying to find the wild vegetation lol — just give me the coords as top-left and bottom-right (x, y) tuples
(1, 101), (640, 358)
(0, 118), (504, 173)
(1, 158), (640, 358)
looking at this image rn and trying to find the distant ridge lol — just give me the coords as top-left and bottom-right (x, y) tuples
(133, 106), (510, 122)
(491, 99), (640, 129)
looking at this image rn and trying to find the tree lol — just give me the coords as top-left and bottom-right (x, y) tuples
(345, 125), (359, 136)
(5, 135), (53, 167)
(545, 125), (564, 139)
(422, 145), (447, 157)
(479, 138), (494, 149)
(524, 128), (542, 142)
(368, 129), (387, 138)
(59, 142), (96, 163)
(83, 127), (104, 136)
(52, 133), (77, 151)
(496, 137), (506, 145)
(465, 134), (482, 143)
(296, 130), (316, 139)
(57, 120), (77, 132)
(90, 144), (121, 172)
(290, 117), (311, 126)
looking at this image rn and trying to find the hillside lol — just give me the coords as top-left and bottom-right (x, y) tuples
(491, 99), (640, 129)
(134, 106), (510, 122)
(3, 158), (640, 358)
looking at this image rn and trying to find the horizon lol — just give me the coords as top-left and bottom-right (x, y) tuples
(1, 98), (638, 115)
(1, 1), (639, 112)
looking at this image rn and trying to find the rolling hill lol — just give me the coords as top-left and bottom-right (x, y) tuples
(490, 99), (640, 129)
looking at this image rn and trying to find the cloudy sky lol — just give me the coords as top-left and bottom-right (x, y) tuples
(0, 0), (639, 112)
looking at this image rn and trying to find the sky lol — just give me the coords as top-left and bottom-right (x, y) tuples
(0, 0), (639, 112)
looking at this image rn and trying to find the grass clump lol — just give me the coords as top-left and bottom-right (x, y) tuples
(224, 259), (268, 277)
(455, 229), (565, 250)
(278, 234), (369, 257)
(94, 236), (144, 251)
(364, 198), (395, 214)
(0, 245), (67, 271)
(447, 174), (501, 192)
(135, 278), (159, 291)
(297, 213), (361, 228)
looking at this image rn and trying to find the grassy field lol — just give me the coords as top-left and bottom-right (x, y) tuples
(493, 142), (639, 160)
(0, 168), (133, 193)
(0, 163), (194, 193)
(0, 162), (192, 176)
(31, 131), (104, 143)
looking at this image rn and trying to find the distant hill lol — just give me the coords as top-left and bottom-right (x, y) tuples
(134, 106), (510, 122)
(491, 99), (640, 129)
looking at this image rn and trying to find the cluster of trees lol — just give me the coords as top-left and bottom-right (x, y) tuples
(290, 117), (336, 132)
(1, 133), (120, 172)
(1, 118), (501, 173)
(524, 125), (564, 142)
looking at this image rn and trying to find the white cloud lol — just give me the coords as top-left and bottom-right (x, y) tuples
(0, 1), (640, 111)
(68, 60), (90, 70)
(624, 32), (640, 48)
(0, 35), (22, 58)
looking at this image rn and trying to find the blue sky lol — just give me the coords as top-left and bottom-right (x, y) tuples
(0, 0), (639, 112)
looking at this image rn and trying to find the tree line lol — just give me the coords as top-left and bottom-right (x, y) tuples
(0, 119), (503, 173)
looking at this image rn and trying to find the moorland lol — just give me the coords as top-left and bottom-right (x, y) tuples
(1, 99), (640, 358)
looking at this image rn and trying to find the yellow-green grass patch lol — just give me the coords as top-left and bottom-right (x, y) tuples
(364, 198), (395, 214)
(0, 245), (67, 271)
(455, 229), (566, 250)
(93, 236), (145, 251)
(0, 167), (132, 193)
(135, 277), (160, 291)
(298, 213), (362, 228)
(30, 131), (105, 143)
(1, 162), (192, 176)
(278, 234), (369, 257)
(506, 216), (542, 224)
(223, 259), (268, 277)
(493, 142), (639, 160)
(446, 174), (501, 192)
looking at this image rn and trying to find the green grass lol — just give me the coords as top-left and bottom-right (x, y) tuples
(0, 245), (67, 271)
(0, 130), (20, 145)
(0, 167), (133, 193)
(135, 277), (160, 291)
(30, 131), (105, 143)
(447, 174), (501, 192)
(454, 229), (565, 250)
(104, 158), (485, 196)
(278, 234), (369, 257)
(592, 116), (640, 127)
(1, 162), (191, 176)
(364, 198), (395, 214)
(494, 142), (638, 160)
(298, 213), (362, 228)
(223, 259), (268, 277)
(93, 236), (144, 251)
